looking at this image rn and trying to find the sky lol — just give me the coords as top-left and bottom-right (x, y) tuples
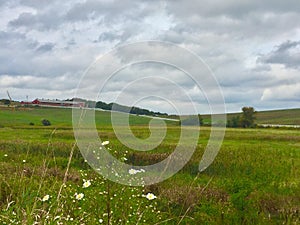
(0, 0), (300, 114)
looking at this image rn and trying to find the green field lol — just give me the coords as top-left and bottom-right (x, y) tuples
(202, 108), (300, 126)
(0, 107), (299, 224)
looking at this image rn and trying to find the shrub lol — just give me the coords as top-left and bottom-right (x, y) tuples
(41, 119), (51, 126)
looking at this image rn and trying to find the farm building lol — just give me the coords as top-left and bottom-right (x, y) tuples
(22, 99), (85, 108)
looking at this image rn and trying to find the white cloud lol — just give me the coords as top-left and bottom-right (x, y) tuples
(261, 83), (300, 101)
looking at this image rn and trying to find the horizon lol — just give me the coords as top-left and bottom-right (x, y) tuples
(2, 95), (300, 115)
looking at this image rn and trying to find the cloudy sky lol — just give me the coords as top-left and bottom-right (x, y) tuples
(0, 0), (300, 114)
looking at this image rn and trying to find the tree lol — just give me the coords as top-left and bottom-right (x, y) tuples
(2, 99), (10, 105)
(240, 107), (256, 128)
(227, 116), (240, 128)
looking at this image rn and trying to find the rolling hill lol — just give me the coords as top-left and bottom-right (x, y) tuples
(202, 108), (300, 126)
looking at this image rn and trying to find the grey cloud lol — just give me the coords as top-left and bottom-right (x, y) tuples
(1, 0), (300, 112)
(65, 0), (140, 22)
(169, 11), (300, 41)
(0, 31), (91, 77)
(277, 40), (300, 52)
(0, 0), (6, 7)
(9, 10), (64, 31)
(0, 73), (80, 91)
(36, 43), (55, 52)
(9, 12), (35, 27)
(162, 0), (300, 43)
(166, 0), (300, 19)
(0, 30), (26, 43)
(258, 40), (300, 69)
(19, 0), (57, 9)
(97, 32), (122, 42)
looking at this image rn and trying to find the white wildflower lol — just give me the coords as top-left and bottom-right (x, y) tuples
(128, 168), (145, 174)
(144, 193), (157, 200)
(101, 141), (109, 146)
(54, 216), (60, 220)
(42, 194), (50, 202)
(128, 168), (139, 175)
(75, 193), (84, 200)
(83, 180), (91, 188)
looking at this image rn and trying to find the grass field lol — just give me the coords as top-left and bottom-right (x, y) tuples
(201, 108), (300, 126)
(0, 107), (299, 224)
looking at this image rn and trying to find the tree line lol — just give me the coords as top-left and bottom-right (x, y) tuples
(227, 106), (256, 128)
(95, 101), (168, 116)
(180, 106), (256, 128)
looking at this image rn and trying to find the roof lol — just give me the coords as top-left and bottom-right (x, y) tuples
(34, 98), (84, 104)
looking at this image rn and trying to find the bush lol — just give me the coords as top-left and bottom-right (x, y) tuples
(29, 122), (34, 126)
(41, 119), (51, 126)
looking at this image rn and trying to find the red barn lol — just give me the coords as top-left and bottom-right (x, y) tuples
(31, 99), (85, 108)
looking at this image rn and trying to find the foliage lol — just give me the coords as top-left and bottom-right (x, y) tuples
(227, 116), (240, 128)
(0, 99), (10, 105)
(95, 101), (168, 117)
(226, 107), (256, 128)
(240, 107), (256, 128)
(41, 119), (51, 126)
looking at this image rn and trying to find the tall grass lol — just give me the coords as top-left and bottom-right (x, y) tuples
(0, 108), (299, 224)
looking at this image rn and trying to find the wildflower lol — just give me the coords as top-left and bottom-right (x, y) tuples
(129, 168), (145, 174)
(99, 219), (103, 223)
(83, 180), (91, 188)
(101, 141), (109, 146)
(75, 193), (84, 200)
(22, 159), (26, 163)
(144, 193), (157, 200)
(42, 194), (50, 202)
(4, 154), (8, 157)
(54, 216), (60, 220)
(128, 168), (139, 175)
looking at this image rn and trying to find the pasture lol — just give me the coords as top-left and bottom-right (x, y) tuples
(0, 107), (299, 224)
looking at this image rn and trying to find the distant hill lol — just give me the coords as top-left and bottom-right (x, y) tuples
(69, 98), (169, 117)
(252, 108), (300, 125)
(95, 101), (169, 117)
(5, 96), (300, 126)
(202, 108), (300, 126)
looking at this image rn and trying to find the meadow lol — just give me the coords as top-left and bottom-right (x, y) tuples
(212, 108), (300, 126)
(0, 107), (299, 224)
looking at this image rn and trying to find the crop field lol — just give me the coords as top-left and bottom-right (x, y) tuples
(0, 107), (299, 224)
